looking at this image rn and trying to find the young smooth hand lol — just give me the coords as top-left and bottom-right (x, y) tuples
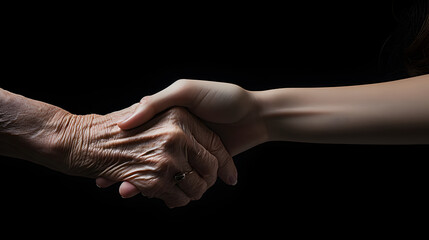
(119, 79), (267, 155)
(101, 80), (267, 198)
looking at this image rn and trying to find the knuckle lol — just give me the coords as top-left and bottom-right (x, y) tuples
(193, 181), (207, 199)
(140, 179), (165, 198)
(206, 174), (217, 188)
(139, 95), (150, 104)
(209, 132), (223, 151)
(171, 79), (197, 105)
(161, 127), (186, 148)
(174, 79), (193, 88)
(172, 79), (193, 94)
(203, 153), (219, 175)
(209, 134), (231, 167)
(153, 161), (169, 177)
(165, 106), (188, 120)
(138, 166), (171, 197)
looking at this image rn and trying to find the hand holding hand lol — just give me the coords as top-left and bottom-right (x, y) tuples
(119, 79), (268, 155)
(105, 80), (267, 200)
(54, 106), (236, 208)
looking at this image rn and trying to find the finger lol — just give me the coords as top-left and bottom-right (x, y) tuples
(159, 186), (191, 208)
(96, 177), (117, 188)
(118, 80), (197, 130)
(187, 118), (238, 186)
(171, 142), (208, 200)
(119, 181), (141, 198)
(187, 136), (218, 187)
(216, 149), (238, 186)
(117, 97), (156, 130)
(125, 168), (189, 207)
(176, 170), (208, 200)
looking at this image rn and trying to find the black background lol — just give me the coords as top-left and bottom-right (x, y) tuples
(1, 1), (427, 236)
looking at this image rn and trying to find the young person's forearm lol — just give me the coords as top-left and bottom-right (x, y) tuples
(254, 74), (429, 144)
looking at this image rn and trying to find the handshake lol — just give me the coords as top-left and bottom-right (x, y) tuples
(0, 80), (266, 208)
(2, 76), (427, 208)
(92, 79), (262, 208)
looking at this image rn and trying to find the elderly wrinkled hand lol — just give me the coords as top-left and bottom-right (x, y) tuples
(100, 79), (263, 199)
(54, 106), (237, 208)
(1, 88), (237, 208)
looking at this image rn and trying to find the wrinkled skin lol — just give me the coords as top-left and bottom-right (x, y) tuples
(120, 80), (267, 155)
(51, 106), (235, 208)
(101, 80), (266, 198)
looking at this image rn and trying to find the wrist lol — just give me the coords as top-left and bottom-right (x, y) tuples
(251, 88), (297, 142)
(248, 90), (271, 144)
(23, 109), (79, 172)
(46, 112), (100, 175)
(44, 103), (137, 176)
(252, 90), (276, 142)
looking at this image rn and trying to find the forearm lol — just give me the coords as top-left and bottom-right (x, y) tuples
(0, 88), (72, 167)
(254, 74), (429, 144)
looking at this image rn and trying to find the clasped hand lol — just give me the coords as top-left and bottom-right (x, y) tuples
(5, 76), (428, 208)
(55, 103), (237, 208)
(64, 80), (262, 208)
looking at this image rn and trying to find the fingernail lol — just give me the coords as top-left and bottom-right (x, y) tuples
(119, 114), (131, 123)
(119, 107), (139, 123)
(228, 176), (238, 186)
(118, 99), (146, 124)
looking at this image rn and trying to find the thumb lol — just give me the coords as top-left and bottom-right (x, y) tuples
(117, 96), (158, 130)
(118, 80), (197, 130)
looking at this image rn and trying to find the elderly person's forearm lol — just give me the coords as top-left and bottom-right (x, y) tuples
(0, 88), (71, 168)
